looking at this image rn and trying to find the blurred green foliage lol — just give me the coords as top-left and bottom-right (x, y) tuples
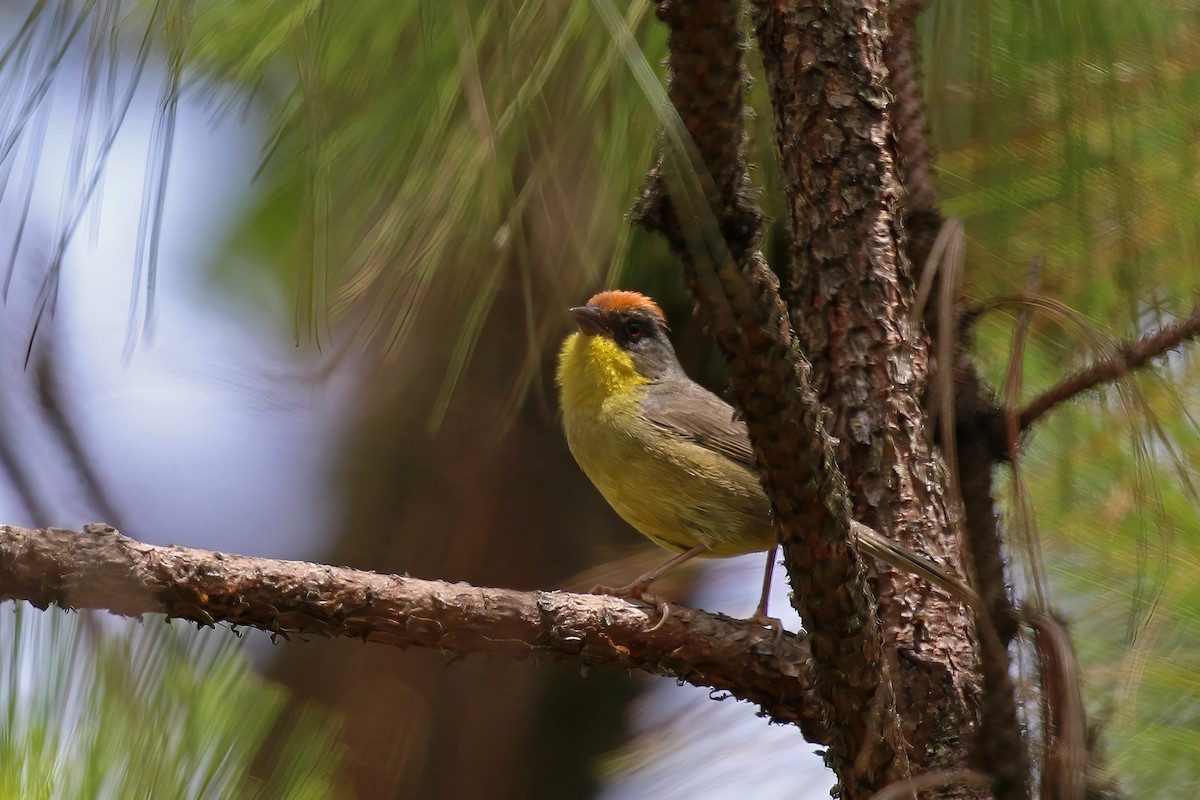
(0, 603), (345, 800)
(925, 1), (1200, 320)
(189, 1), (669, 359)
(924, 2), (1200, 796)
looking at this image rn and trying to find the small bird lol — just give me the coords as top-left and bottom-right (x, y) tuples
(556, 290), (779, 620)
(555, 290), (982, 624)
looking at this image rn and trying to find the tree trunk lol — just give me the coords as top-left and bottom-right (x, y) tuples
(636, 0), (1001, 796)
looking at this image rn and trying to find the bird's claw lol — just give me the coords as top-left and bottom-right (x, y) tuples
(747, 612), (784, 641)
(591, 583), (671, 630)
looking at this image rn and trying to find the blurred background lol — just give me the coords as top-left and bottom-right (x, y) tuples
(0, 1), (1198, 798)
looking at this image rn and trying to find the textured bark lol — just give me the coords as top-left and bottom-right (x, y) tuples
(752, 1), (984, 797)
(634, 0), (760, 247)
(956, 431), (1030, 796)
(885, 0), (938, 217)
(632, 2), (885, 791)
(884, 1), (947, 299)
(0, 523), (826, 739)
(885, 5), (1030, 794)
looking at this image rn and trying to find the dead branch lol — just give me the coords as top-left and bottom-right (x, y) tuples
(1020, 305), (1200, 430)
(0, 522), (825, 739)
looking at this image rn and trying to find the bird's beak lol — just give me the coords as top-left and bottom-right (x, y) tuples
(569, 305), (609, 336)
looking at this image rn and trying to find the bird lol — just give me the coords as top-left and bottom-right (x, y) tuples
(555, 289), (981, 625)
(555, 289), (780, 622)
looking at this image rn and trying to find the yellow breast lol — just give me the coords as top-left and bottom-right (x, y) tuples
(556, 333), (774, 557)
(556, 332), (649, 411)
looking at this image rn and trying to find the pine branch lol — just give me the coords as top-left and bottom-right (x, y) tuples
(629, 2), (884, 787)
(1019, 305), (1200, 430)
(884, 0), (937, 215)
(0, 523), (826, 739)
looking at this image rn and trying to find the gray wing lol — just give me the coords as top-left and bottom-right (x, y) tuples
(640, 380), (757, 469)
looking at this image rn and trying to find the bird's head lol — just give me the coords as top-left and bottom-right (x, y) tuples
(556, 290), (683, 401)
(569, 290), (681, 380)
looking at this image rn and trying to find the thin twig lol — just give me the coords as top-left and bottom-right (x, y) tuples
(1020, 305), (1200, 430)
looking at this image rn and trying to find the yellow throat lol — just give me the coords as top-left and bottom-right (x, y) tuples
(556, 331), (650, 413)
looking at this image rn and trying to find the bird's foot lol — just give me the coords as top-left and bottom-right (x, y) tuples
(746, 611), (784, 641)
(591, 582), (671, 631)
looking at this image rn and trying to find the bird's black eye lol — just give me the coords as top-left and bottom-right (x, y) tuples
(626, 320), (643, 340)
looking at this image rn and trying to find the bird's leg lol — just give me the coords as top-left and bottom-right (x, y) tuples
(753, 540), (778, 617)
(747, 540), (783, 636)
(592, 544), (710, 606)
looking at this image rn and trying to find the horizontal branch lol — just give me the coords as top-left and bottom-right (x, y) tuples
(1020, 304), (1200, 429)
(0, 523), (825, 738)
